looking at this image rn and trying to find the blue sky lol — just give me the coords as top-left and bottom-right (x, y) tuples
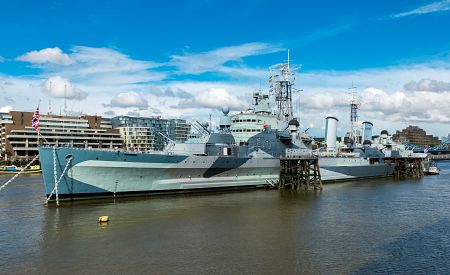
(1, 0), (450, 137)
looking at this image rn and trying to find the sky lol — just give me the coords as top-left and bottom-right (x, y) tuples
(1, 0), (450, 138)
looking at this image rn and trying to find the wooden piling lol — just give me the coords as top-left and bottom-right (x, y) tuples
(385, 157), (424, 179)
(279, 157), (322, 191)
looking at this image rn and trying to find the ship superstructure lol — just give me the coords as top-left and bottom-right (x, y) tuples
(230, 53), (298, 144)
(230, 92), (284, 144)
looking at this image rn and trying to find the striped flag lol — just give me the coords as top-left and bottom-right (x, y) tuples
(31, 106), (40, 131)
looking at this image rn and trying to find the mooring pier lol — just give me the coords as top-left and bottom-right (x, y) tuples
(385, 157), (424, 179)
(279, 155), (424, 190)
(279, 156), (323, 190)
(430, 154), (450, 160)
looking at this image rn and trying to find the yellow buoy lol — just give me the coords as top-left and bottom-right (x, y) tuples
(98, 216), (109, 223)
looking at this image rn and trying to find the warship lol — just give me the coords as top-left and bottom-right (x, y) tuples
(39, 56), (402, 200)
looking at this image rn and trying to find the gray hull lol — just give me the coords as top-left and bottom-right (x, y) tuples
(39, 147), (393, 200)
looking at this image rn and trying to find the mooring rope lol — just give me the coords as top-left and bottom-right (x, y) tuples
(0, 154), (40, 193)
(52, 147), (58, 205)
(45, 154), (73, 206)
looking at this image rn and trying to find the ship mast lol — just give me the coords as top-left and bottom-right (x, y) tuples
(269, 50), (297, 123)
(349, 82), (359, 144)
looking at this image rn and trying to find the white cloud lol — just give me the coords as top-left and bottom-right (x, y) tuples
(126, 111), (140, 117)
(0, 56), (5, 63)
(148, 86), (193, 99)
(66, 46), (164, 85)
(404, 78), (450, 92)
(16, 46), (166, 87)
(0, 75), (44, 111)
(0, 105), (13, 113)
(169, 42), (282, 76)
(43, 76), (88, 100)
(103, 110), (116, 116)
(107, 92), (148, 110)
(17, 47), (74, 65)
(15, 43), (281, 87)
(359, 87), (450, 124)
(391, 0), (450, 18)
(300, 62), (450, 91)
(218, 66), (268, 78)
(302, 92), (349, 110)
(177, 88), (247, 110)
(289, 21), (357, 46)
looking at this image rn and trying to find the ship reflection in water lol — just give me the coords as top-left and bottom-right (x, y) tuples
(1, 162), (450, 274)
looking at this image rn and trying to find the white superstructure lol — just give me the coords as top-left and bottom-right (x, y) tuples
(230, 92), (284, 144)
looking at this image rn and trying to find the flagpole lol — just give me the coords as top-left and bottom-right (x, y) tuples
(36, 102), (40, 150)
(32, 102), (50, 148)
(38, 131), (50, 145)
(37, 101), (41, 148)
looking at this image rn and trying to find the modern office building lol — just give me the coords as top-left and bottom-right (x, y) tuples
(0, 111), (123, 161)
(111, 116), (190, 151)
(392, 125), (440, 146)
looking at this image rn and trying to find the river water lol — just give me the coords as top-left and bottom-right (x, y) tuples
(1, 162), (450, 274)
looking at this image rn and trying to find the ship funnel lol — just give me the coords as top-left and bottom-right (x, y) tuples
(325, 116), (338, 151)
(361, 121), (373, 143)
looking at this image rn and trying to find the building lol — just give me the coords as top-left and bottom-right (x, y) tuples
(111, 116), (190, 151)
(392, 125), (440, 147)
(441, 133), (450, 147)
(118, 126), (154, 152)
(0, 111), (123, 161)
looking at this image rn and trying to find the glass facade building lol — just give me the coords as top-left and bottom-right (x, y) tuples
(111, 116), (190, 151)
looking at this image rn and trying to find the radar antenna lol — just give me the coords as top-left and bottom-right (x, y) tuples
(269, 50), (300, 122)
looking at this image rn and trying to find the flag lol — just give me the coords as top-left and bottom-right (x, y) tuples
(31, 106), (39, 131)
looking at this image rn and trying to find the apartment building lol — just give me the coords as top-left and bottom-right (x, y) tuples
(111, 116), (190, 151)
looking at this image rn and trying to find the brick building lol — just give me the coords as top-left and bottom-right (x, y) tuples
(392, 125), (440, 146)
